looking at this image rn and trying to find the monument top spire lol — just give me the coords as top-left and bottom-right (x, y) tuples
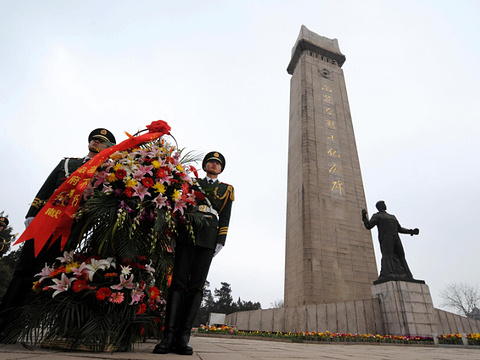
(287, 25), (346, 74)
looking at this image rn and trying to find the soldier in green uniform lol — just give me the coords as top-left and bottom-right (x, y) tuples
(0, 128), (116, 335)
(154, 151), (234, 356)
(24, 128), (116, 224)
(0, 217), (8, 232)
(0, 217), (11, 257)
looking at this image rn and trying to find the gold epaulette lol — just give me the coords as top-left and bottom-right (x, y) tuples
(227, 185), (235, 201)
(215, 184), (235, 201)
(216, 184), (234, 215)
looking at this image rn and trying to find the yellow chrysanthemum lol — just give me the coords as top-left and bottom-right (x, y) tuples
(110, 152), (123, 160)
(151, 160), (161, 169)
(172, 189), (181, 201)
(113, 163), (123, 171)
(107, 173), (117, 182)
(66, 262), (81, 273)
(176, 164), (184, 172)
(126, 179), (138, 187)
(153, 182), (166, 194)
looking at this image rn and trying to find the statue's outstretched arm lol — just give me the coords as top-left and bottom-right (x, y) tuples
(398, 227), (420, 236)
(361, 209), (375, 230)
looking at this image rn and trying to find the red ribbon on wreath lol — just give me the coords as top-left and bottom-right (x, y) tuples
(15, 120), (171, 257)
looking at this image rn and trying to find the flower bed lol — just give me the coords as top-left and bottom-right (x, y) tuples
(439, 333), (480, 346)
(197, 325), (480, 346)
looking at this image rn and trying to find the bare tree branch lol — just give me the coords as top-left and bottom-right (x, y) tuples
(440, 282), (480, 318)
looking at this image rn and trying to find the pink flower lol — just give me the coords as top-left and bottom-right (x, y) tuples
(110, 275), (135, 290)
(145, 260), (155, 274)
(50, 273), (77, 298)
(56, 250), (74, 263)
(82, 182), (94, 199)
(93, 171), (110, 188)
(109, 292), (125, 304)
(153, 194), (167, 209)
(132, 164), (153, 180)
(71, 262), (89, 277)
(180, 172), (192, 182)
(133, 184), (150, 201)
(130, 288), (144, 305)
(173, 198), (188, 215)
(35, 264), (54, 283)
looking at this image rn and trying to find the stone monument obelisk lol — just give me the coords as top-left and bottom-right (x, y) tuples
(225, 27), (480, 337)
(284, 26), (378, 306)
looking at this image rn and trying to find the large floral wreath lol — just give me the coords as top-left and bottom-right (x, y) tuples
(7, 121), (206, 351)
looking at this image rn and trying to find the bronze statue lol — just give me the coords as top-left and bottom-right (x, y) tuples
(362, 201), (420, 283)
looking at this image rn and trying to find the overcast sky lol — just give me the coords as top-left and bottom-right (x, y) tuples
(1, 1), (479, 312)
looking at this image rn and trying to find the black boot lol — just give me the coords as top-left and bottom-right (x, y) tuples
(153, 290), (184, 354)
(175, 292), (203, 356)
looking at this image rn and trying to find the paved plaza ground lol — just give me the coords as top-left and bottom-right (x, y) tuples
(1, 335), (480, 360)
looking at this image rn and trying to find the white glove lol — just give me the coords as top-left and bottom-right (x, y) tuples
(24, 217), (34, 228)
(213, 244), (223, 257)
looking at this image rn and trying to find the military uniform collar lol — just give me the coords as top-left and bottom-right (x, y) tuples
(205, 176), (219, 184)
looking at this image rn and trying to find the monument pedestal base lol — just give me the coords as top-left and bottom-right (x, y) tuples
(371, 280), (438, 337)
(373, 277), (425, 285)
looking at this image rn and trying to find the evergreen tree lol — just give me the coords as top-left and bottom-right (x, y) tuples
(203, 282), (215, 310)
(0, 247), (22, 300)
(214, 282), (234, 314)
(0, 215), (16, 258)
(237, 299), (261, 311)
(194, 281), (262, 326)
(0, 214), (20, 301)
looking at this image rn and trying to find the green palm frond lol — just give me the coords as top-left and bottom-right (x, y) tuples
(184, 210), (209, 229)
(179, 149), (204, 166)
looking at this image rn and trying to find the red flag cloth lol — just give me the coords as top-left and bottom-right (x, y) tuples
(15, 129), (167, 257)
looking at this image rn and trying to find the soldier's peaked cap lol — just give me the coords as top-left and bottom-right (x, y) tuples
(0, 217), (9, 227)
(88, 128), (116, 144)
(202, 151), (226, 172)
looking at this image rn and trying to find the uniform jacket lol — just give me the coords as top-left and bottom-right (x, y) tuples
(26, 158), (85, 218)
(184, 178), (234, 250)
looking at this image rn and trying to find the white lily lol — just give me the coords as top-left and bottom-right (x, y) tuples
(85, 258), (110, 281)
(56, 250), (74, 264)
(120, 265), (132, 276)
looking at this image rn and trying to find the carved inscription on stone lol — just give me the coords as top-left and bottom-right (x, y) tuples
(321, 83), (345, 197)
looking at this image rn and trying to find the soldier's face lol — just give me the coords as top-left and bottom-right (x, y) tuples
(88, 138), (108, 153)
(205, 160), (222, 176)
(0, 226), (4, 231)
